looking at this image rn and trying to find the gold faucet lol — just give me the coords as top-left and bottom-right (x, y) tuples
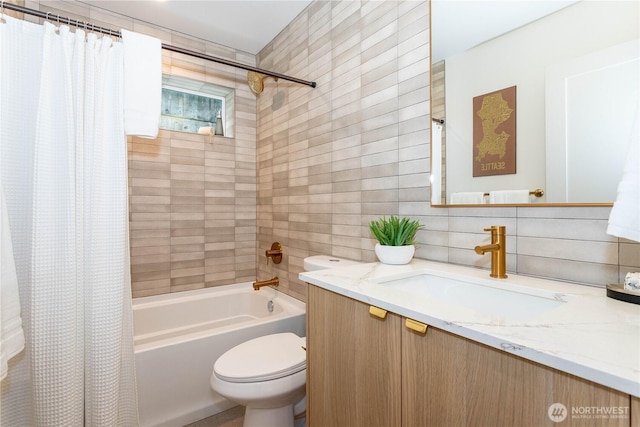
(253, 276), (279, 290)
(474, 226), (507, 278)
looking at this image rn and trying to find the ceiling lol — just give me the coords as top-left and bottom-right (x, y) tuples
(79, 0), (578, 59)
(432, 0), (579, 62)
(79, 0), (313, 55)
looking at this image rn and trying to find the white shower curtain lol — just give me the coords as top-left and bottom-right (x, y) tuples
(0, 16), (138, 426)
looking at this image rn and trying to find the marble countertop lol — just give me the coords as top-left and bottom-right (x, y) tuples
(299, 259), (640, 397)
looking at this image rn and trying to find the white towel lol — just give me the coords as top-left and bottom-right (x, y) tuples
(607, 111), (640, 242)
(1, 189), (24, 381)
(121, 29), (161, 139)
(489, 190), (530, 204)
(450, 192), (486, 204)
(431, 124), (443, 203)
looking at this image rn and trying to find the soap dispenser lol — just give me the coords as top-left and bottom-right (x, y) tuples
(214, 111), (224, 136)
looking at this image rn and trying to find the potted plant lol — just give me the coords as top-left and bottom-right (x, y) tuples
(369, 215), (423, 265)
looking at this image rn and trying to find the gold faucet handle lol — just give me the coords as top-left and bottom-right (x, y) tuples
(265, 242), (283, 264)
(484, 226), (505, 234)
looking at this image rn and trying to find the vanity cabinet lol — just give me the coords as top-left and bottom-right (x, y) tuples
(307, 285), (633, 427)
(306, 284), (402, 426)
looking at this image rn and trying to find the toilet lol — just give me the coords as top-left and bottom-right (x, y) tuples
(210, 255), (361, 427)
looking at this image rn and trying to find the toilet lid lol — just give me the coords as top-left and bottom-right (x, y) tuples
(213, 333), (306, 383)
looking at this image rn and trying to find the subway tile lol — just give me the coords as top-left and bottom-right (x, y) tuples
(171, 251), (205, 263)
(131, 278), (170, 292)
(130, 186), (171, 197)
(130, 221), (171, 231)
(398, 57), (429, 82)
(398, 172), (429, 189)
(131, 268), (171, 284)
(131, 262), (171, 274)
(398, 29), (429, 58)
(619, 242), (640, 269)
(130, 245), (171, 257)
(518, 255), (618, 286)
(171, 243), (205, 254)
(169, 264), (205, 281)
(131, 178), (171, 188)
(170, 236), (205, 247)
(129, 167), (171, 180)
(517, 217), (615, 242)
(130, 141), (170, 155)
(170, 187), (205, 198)
(129, 228), (170, 241)
(170, 275), (205, 288)
(131, 254), (171, 265)
(170, 282), (206, 293)
(170, 258), (205, 270)
(131, 213), (171, 222)
(171, 146), (206, 159)
(517, 236), (618, 265)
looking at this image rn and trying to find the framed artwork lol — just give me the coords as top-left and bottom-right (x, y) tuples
(473, 86), (516, 177)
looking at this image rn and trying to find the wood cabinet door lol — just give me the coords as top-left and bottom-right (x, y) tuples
(403, 325), (630, 427)
(307, 285), (402, 427)
(402, 322), (467, 426)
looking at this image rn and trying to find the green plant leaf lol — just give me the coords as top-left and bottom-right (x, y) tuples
(369, 215), (423, 246)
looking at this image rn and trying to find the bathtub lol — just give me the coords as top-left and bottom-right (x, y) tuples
(133, 283), (306, 427)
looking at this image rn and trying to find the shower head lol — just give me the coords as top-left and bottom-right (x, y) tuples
(247, 71), (277, 96)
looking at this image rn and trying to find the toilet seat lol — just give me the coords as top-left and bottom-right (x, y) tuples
(213, 332), (306, 383)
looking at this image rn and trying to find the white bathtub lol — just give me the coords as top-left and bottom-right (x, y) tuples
(133, 283), (306, 427)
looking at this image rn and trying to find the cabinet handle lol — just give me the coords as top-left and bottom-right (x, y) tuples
(405, 318), (428, 334)
(369, 305), (388, 319)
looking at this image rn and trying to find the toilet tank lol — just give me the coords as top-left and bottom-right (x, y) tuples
(303, 255), (361, 271)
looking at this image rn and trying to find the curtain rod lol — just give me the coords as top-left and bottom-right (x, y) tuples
(1, 1), (317, 89)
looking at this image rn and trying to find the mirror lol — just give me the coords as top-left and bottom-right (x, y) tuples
(430, 0), (639, 206)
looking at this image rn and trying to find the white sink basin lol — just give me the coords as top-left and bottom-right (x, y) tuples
(376, 272), (572, 322)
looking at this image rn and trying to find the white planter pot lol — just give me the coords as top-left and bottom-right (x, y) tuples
(374, 244), (415, 265)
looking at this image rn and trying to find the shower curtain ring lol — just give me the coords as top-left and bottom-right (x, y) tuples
(1, 1), (5, 24)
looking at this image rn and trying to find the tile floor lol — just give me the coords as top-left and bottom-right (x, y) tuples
(184, 406), (244, 427)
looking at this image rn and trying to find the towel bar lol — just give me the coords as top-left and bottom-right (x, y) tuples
(482, 189), (544, 198)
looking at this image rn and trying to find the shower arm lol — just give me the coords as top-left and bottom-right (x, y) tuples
(0, 1), (317, 89)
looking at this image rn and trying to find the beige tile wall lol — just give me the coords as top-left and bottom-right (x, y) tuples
(23, 0), (259, 298)
(256, 0), (640, 302)
(127, 66), (258, 296)
(22, 0), (640, 302)
(128, 129), (257, 298)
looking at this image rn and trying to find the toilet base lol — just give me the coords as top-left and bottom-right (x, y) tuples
(244, 404), (295, 427)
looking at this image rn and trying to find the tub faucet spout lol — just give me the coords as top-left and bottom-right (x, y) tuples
(253, 276), (279, 290)
(474, 226), (507, 278)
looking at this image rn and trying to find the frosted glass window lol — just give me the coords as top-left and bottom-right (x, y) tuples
(160, 86), (224, 133)
(158, 74), (232, 135)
